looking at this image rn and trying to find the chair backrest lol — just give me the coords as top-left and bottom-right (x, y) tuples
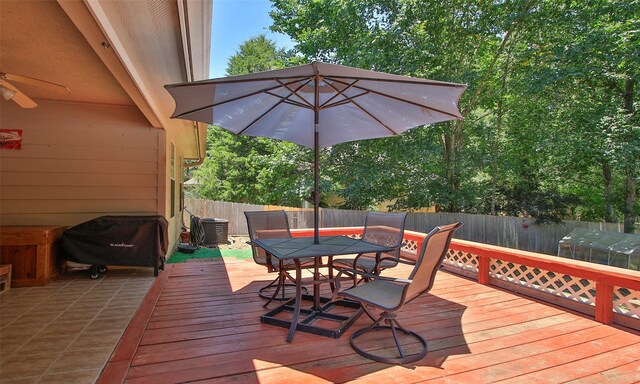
(404, 222), (462, 302)
(361, 212), (408, 256)
(244, 210), (292, 265)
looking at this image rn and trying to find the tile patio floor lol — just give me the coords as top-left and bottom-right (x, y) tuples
(0, 267), (155, 384)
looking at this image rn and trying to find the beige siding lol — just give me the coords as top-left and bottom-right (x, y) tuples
(0, 100), (162, 226)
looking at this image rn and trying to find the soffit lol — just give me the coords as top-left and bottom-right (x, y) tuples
(84, 0), (212, 159)
(0, 0), (133, 105)
(1, 0), (211, 160)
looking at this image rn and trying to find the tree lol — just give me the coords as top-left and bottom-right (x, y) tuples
(270, 0), (539, 211)
(226, 34), (292, 76)
(269, 0), (638, 227)
(193, 35), (310, 206)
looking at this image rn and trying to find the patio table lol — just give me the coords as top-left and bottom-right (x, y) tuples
(252, 235), (394, 342)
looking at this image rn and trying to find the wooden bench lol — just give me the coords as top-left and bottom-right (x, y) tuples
(0, 226), (67, 287)
(0, 264), (11, 292)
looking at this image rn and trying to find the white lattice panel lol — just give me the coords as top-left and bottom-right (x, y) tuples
(490, 260), (596, 305)
(443, 249), (479, 273)
(614, 287), (640, 319)
(401, 239), (419, 257)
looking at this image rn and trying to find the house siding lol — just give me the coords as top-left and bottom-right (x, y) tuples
(0, 100), (162, 226)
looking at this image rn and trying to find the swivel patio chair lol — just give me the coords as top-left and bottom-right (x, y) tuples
(245, 210), (311, 307)
(333, 222), (462, 364)
(332, 212), (408, 277)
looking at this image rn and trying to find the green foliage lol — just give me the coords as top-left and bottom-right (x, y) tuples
(226, 34), (293, 75)
(195, 1), (639, 227)
(268, 0), (639, 226)
(193, 35), (310, 206)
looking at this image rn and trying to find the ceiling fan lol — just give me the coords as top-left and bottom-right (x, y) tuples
(0, 72), (70, 109)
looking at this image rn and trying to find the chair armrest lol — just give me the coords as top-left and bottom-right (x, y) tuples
(331, 267), (412, 302)
(336, 268), (412, 284)
(373, 256), (400, 272)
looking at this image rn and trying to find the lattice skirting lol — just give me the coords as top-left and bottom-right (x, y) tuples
(614, 286), (640, 319)
(489, 260), (596, 306)
(442, 249), (479, 277)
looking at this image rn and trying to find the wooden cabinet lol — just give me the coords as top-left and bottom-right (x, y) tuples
(0, 226), (67, 287)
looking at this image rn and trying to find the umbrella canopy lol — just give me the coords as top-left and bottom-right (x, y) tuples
(165, 61), (467, 242)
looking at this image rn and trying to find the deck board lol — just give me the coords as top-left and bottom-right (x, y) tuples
(98, 258), (640, 384)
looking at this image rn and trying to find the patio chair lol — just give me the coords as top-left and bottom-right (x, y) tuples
(244, 210), (311, 306)
(332, 212), (408, 277)
(333, 222), (462, 364)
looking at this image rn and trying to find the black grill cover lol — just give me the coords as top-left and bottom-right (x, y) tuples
(63, 215), (168, 273)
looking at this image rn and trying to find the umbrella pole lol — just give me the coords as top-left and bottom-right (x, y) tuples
(313, 118), (320, 244)
(313, 73), (320, 244)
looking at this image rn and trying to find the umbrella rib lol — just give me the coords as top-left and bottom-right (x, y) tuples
(319, 78), (359, 109)
(168, 75), (312, 87)
(264, 91), (310, 109)
(237, 99), (287, 135)
(237, 80), (312, 135)
(321, 74), (466, 88)
(277, 78), (315, 109)
(328, 77), (462, 119)
(323, 91), (369, 109)
(171, 78), (309, 118)
(349, 98), (398, 136)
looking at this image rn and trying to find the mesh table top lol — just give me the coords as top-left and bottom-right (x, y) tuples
(252, 236), (393, 260)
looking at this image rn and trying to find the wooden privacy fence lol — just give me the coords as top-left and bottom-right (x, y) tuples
(184, 199), (625, 256)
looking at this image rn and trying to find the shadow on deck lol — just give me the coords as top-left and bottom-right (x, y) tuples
(99, 258), (640, 383)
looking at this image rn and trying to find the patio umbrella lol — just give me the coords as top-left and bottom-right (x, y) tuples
(165, 61), (467, 243)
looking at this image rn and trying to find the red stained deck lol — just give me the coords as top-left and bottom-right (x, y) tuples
(99, 258), (640, 384)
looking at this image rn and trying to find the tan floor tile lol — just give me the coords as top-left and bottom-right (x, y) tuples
(1, 300), (43, 310)
(36, 321), (86, 337)
(96, 307), (137, 319)
(112, 292), (147, 299)
(24, 308), (66, 318)
(104, 298), (142, 308)
(55, 310), (99, 323)
(0, 305), (37, 317)
(45, 348), (112, 374)
(1, 324), (46, 340)
(92, 282), (125, 288)
(12, 313), (60, 326)
(0, 352), (59, 379)
(47, 293), (84, 302)
(65, 303), (105, 312)
(68, 330), (122, 351)
(0, 376), (39, 384)
(84, 317), (131, 333)
(0, 338), (28, 360)
(14, 334), (77, 356)
(0, 316), (19, 328)
(37, 369), (101, 384)
(76, 293), (114, 301)
(30, 304), (71, 314)
(0, 290), (30, 302)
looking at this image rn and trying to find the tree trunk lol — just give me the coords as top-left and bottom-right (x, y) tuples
(443, 120), (463, 212)
(622, 78), (636, 233)
(491, 52), (512, 216)
(602, 162), (616, 222)
(624, 164), (636, 234)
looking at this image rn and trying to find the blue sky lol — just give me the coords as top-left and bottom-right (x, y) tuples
(210, 0), (295, 78)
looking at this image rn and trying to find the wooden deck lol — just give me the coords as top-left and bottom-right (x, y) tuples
(99, 258), (640, 383)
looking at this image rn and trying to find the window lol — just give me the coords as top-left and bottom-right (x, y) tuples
(170, 142), (175, 218)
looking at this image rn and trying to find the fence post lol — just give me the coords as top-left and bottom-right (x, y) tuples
(595, 282), (614, 324)
(478, 255), (490, 285)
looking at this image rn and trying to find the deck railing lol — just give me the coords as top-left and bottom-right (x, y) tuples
(291, 227), (640, 332)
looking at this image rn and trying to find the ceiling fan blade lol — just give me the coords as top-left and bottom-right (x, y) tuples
(0, 80), (38, 108)
(1, 72), (70, 94)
